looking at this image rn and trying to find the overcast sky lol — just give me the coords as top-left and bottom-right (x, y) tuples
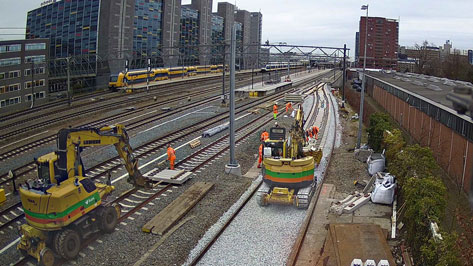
(1, 0), (472, 56)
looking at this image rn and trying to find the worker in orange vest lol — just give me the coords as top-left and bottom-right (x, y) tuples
(167, 144), (176, 170)
(285, 102), (292, 113)
(258, 144), (263, 168)
(273, 103), (278, 120)
(260, 129), (269, 142)
(312, 126), (319, 140)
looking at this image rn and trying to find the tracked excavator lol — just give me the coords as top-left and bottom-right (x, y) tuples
(17, 124), (150, 265)
(256, 106), (322, 208)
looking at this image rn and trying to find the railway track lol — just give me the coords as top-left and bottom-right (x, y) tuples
(0, 72), (330, 241)
(287, 84), (338, 266)
(0, 77), (226, 139)
(0, 70), (328, 191)
(0, 71), (256, 124)
(0, 75), (268, 187)
(188, 84), (335, 265)
(5, 76), (321, 266)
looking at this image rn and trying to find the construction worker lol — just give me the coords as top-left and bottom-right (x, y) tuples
(258, 143), (263, 168)
(273, 103), (278, 120)
(312, 126), (320, 140)
(260, 129), (269, 142)
(285, 102), (292, 113)
(167, 144), (176, 170)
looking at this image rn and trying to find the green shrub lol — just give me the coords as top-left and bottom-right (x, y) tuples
(403, 176), (447, 259)
(367, 112), (393, 152)
(383, 129), (405, 163)
(419, 232), (461, 266)
(388, 144), (439, 186)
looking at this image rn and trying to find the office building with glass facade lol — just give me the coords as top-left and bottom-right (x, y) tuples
(25, 0), (262, 88)
(180, 6), (199, 65)
(211, 14), (224, 64)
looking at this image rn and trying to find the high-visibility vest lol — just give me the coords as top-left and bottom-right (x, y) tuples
(273, 104), (278, 114)
(167, 147), (176, 160)
(313, 126), (319, 135)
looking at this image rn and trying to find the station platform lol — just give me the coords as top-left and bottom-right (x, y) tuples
(236, 70), (327, 98)
(236, 81), (292, 98)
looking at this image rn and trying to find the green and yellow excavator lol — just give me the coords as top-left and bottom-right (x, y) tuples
(17, 124), (150, 265)
(257, 107), (322, 208)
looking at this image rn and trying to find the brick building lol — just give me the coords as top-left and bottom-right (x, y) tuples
(358, 16), (398, 69)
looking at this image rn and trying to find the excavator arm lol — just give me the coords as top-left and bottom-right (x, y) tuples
(288, 108), (306, 159)
(56, 124), (148, 187)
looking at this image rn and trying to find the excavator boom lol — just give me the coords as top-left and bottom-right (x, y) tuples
(54, 124), (148, 186)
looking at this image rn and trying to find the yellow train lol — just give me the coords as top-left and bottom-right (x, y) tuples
(109, 68), (169, 91)
(108, 64), (226, 91)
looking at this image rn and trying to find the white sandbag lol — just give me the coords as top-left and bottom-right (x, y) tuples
(367, 151), (385, 175)
(371, 175), (396, 205)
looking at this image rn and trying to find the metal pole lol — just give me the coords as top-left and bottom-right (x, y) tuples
(357, 5), (369, 149)
(342, 44), (347, 106)
(67, 57), (71, 106)
(287, 55), (290, 81)
(30, 61), (35, 108)
(222, 45), (226, 104)
(229, 24), (237, 166)
(333, 57), (336, 80)
(251, 66), (254, 90)
(146, 58), (150, 93)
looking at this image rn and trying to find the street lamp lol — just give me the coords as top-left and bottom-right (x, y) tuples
(356, 4), (369, 149)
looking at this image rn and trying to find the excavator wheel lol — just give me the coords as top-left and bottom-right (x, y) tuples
(53, 230), (62, 254)
(99, 206), (118, 233)
(39, 247), (55, 266)
(57, 229), (81, 260)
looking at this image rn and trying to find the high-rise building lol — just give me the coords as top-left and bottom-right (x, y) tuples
(162, 0), (182, 67)
(26, 0), (262, 87)
(211, 14), (224, 64)
(217, 2), (235, 66)
(358, 16), (398, 69)
(180, 6), (199, 65)
(235, 10), (250, 69)
(133, 0), (163, 59)
(190, 0), (213, 65)
(249, 12), (262, 68)
(0, 39), (49, 112)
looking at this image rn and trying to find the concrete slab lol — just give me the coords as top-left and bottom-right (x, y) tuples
(143, 169), (192, 184)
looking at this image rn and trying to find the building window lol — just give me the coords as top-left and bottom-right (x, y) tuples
(0, 86), (5, 94)
(0, 57), (21, 66)
(8, 70), (21, 79)
(6, 83), (20, 92)
(24, 67), (46, 76)
(0, 72), (4, 80)
(25, 55), (46, 63)
(0, 96), (22, 108)
(25, 91), (45, 102)
(25, 43), (46, 51)
(25, 79), (45, 89)
(0, 44), (21, 53)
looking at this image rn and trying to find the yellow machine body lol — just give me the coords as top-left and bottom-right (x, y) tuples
(20, 177), (113, 230)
